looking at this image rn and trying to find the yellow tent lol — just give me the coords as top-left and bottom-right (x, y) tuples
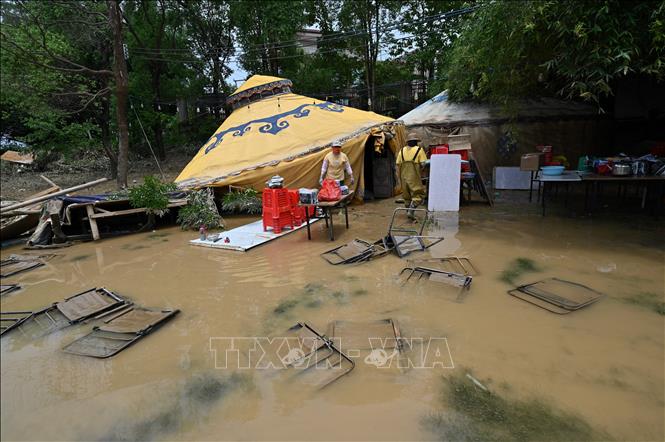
(176, 75), (405, 198)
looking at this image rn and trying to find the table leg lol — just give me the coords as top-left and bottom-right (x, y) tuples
(537, 180), (542, 202)
(529, 171), (534, 202)
(86, 205), (100, 241)
(594, 181), (600, 211)
(344, 204), (349, 228)
(328, 208), (334, 241)
(657, 181), (664, 218)
(564, 182), (569, 208)
(584, 181), (590, 213)
(542, 182), (547, 216)
(305, 206), (311, 240)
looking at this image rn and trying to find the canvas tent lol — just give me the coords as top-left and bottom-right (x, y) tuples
(400, 90), (611, 178)
(177, 75), (406, 199)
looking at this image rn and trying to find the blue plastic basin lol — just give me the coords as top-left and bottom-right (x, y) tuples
(541, 166), (565, 176)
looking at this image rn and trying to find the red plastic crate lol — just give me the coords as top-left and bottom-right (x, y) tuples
(262, 188), (294, 233)
(288, 190), (303, 226)
(431, 144), (449, 155)
(458, 150), (471, 172)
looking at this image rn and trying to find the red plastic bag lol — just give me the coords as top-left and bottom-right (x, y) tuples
(318, 179), (341, 201)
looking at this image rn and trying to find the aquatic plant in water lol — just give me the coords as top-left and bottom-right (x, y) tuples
(623, 292), (665, 315)
(103, 373), (250, 441)
(423, 372), (599, 441)
(499, 257), (541, 285)
(273, 298), (300, 315)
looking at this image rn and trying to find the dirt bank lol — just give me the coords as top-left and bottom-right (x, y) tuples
(1, 152), (191, 201)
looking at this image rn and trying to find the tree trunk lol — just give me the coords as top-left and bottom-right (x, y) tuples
(151, 117), (165, 160)
(150, 35), (165, 160)
(151, 64), (166, 160)
(108, 0), (130, 189)
(212, 56), (221, 119)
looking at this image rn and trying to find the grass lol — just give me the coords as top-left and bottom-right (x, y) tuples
(303, 282), (324, 295)
(499, 257), (541, 285)
(423, 372), (599, 441)
(622, 292), (665, 315)
(147, 232), (170, 239)
(304, 298), (323, 308)
(273, 298), (300, 315)
(105, 373), (250, 441)
(120, 243), (149, 251)
(272, 283), (365, 315)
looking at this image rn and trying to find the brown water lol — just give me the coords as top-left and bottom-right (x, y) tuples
(1, 198), (664, 441)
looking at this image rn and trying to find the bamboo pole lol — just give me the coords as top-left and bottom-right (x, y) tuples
(0, 178), (109, 214)
(39, 175), (60, 188)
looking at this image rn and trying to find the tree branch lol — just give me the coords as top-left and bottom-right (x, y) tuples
(0, 36), (113, 76)
(63, 87), (111, 114)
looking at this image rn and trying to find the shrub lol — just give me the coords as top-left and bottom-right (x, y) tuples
(177, 189), (224, 230)
(221, 188), (262, 214)
(128, 175), (178, 217)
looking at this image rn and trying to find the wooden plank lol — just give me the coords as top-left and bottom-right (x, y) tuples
(86, 205), (100, 241)
(0, 178), (109, 214)
(90, 207), (146, 219)
(89, 200), (187, 220)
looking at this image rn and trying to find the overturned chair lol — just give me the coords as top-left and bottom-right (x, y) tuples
(507, 278), (604, 314)
(387, 208), (444, 258)
(0, 254), (53, 278)
(1, 287), (126, 339)
(321, 208), (443, 265)
(321, 238), (393, 265)
(283, 322), (355, 389)
(63, 307), (179, 358)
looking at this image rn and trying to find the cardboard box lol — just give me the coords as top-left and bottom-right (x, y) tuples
(520, 153), (543, 171)
(447, 134), (471, 152)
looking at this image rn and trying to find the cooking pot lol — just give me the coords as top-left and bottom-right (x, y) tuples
(612, 164), (632, 176)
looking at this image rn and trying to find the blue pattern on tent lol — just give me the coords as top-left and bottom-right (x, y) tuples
(204, 102), (344, 154)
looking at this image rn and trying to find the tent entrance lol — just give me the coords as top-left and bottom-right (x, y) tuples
(363, 136), (395, 200)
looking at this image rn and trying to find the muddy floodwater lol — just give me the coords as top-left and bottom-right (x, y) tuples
(1, 197), (664, 441)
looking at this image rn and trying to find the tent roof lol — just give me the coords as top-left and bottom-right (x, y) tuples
(400, 90), (599, 126)
(231, 74), (287, 96)
(176, 76), (396, 188)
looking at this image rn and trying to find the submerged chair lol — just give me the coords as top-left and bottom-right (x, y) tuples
(0, 287), (126, 339)
(63, 307), (179, 358)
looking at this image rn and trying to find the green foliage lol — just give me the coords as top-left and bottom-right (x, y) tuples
(128, 175), (177, 216)
(445, 0), (665, 110)
(230, 0), (311, 75)
(221, 188), (262, 215)
(0, 1), (108, 161)
(389, 0), (467, 85)
(177, 189), (224, 230)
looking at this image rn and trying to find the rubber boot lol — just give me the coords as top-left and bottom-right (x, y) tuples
(407, 201), (416, 220)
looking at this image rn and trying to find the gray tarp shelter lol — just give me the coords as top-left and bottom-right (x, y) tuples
(399, 90), (611, 178)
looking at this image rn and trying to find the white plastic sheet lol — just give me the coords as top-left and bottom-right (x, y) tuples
(428, 154), (461, 212)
